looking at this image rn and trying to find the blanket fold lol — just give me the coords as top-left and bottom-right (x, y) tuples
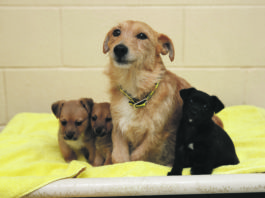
(0, 105), (264, 198)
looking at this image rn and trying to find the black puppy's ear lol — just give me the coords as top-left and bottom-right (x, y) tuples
(51, 100), (65, 118)
(80, 98), (94, 113)
(211, 96), (224, 113)
(180, 88), (196, 100)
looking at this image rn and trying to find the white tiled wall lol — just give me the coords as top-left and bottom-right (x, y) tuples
(0, 0), (265, 130)
(5, 68), (109, 120)
(61, 7), (183, 67)
(0, 8), (61, 67)
(184, 7), (265, 66)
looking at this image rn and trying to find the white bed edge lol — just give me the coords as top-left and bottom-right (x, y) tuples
(25, 173), (265, 197)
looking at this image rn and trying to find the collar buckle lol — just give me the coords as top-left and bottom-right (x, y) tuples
(120, 81), (160, 109)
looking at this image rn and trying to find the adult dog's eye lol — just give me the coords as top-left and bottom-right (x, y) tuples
(106, 117), (112, 122)
(136, 33), (148, 40)
(113, 29), (121, 37)
(61, 120), (67, 126)
(75, 121), (83, 126)
(92, 115), (97, 121)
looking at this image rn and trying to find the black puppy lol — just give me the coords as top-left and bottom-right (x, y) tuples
(168, 88), (239, 175)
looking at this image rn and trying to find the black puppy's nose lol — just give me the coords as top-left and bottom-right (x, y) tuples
(65, 131), (75, 140)
(114, 44), (128, 58)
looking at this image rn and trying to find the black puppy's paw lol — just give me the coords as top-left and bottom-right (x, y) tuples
(191, 166), (213, 175)
(167, 170), (182, 176)
(167, 171), (174, 176)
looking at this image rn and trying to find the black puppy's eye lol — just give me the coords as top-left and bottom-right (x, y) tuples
(136, 33), (148, 40)
(113, 29), (121, 37)
(61, 120), (67, 126)
(203, 104), (208, 109)
(190, 99), (193, 103)
(92, 115), (97, 121)
(106, 117), (112, 122)
(75, 121), (83, 126)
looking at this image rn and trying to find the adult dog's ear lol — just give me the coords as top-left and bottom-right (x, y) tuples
(51, 100), (65, 118)
(180, 88), (196, 101)
(80, 98), (94, 113)
(211, 96), (224, 113)
(103, 29), (113, 54)
(157, 34), (175, 62)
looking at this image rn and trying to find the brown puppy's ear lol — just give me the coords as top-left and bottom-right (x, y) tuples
(80, 98), (94, 113)
(51, 100), (65, 118)
(103, 29), (112, 54)
(158, 34), (175, 62)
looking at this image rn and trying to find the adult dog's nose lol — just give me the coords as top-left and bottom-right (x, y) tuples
(114, 44), (128, 58)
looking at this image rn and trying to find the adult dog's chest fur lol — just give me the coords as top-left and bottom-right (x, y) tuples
(113, 89), (174, 147)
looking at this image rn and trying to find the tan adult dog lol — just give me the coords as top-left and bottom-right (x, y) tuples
(103, 20), (223, 166)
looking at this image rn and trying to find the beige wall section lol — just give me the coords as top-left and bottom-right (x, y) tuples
(0, 8), (61, 67)
(173, 69), (247, 106)
(62, 7), (183, 67)
(184, 7), (265, 66)
(0, 0), (265, 130)
(5, 68), (109, 121)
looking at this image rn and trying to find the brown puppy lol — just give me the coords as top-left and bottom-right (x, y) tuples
(91, 102), (113, 165)
(103, 20), (223, 166)
(52, 98), (98, 165)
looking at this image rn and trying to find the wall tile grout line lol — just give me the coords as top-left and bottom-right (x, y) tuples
(59, 8), (64, 67)
(182, 8), (186, 65)
(2, 69), (8, 125)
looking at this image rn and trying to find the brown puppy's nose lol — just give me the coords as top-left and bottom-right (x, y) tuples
(114, 44), (128, 58)
(95, 127), (106, 137)
(65, 131), (75, 140)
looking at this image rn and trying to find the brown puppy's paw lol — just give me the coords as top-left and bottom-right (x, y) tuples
(92, 154), (105, 167)
(64, 152), (77, 163)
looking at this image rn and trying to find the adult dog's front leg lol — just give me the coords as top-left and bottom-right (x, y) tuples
(111, 126), (130, 164)
(130, 132), (153, 161)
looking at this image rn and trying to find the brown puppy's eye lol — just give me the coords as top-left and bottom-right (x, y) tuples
(113, 29), (121, 37)
(75, 121), (83, 126)
(136, 33), (148, 40)
(61, 120), (67, 126)
(92, 115), (97, 121)
(106, 117), (112, 122)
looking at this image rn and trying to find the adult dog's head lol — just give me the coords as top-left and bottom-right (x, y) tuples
(103, 20), (175, 70)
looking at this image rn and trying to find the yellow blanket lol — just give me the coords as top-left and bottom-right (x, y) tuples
(0, 105), (264, 197)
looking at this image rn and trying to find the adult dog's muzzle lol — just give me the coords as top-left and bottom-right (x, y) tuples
(114, 44), (128, 64)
